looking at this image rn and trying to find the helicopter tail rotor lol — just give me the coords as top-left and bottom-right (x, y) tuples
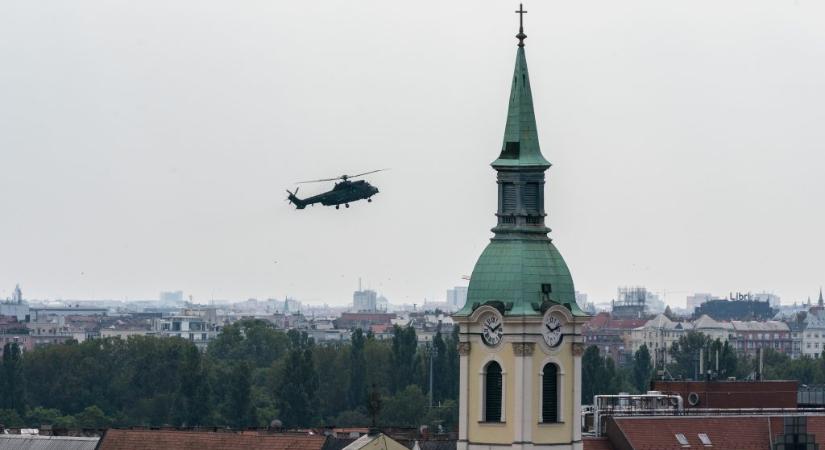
(285, 188), (307, 209)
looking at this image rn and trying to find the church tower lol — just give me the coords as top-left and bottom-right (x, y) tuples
(453, 6), (590, 450)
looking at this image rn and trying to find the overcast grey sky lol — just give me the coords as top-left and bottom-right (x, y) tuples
(1, 0), (823, 307)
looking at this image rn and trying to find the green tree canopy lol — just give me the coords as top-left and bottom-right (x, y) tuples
(632, 344), (652, 392)
(207, 319), (289, 368)
(1, 342), (25, 414)
(349, 329), (367, 410)
(390, 326), (419, 393)
(380, 385), (428, 427)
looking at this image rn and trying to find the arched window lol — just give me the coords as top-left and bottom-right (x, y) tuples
(485, 361), (503, 422)
(542, 363), (559, 423)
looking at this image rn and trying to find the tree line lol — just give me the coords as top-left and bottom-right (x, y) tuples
(8, 324), (821, 428)
(0, 320), (459, 430)
(582, 330), (825, 404)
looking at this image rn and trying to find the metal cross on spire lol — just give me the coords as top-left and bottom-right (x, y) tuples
(515, 3), (527, 47)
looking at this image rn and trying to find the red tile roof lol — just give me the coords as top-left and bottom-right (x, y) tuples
(586, 313), (611, 329)
(608, 415), (825, 450)
(370, 324), (391, 334)
(652, 380), (798, 409)
(583, 313), (647, 331)
(582, 437), (614, 450)
(97, 429), (328, 450)
(605, 319), (647, 330)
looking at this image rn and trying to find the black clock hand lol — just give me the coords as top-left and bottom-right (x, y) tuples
(550, 325), (561, 332)
(491, 324), (502, 333)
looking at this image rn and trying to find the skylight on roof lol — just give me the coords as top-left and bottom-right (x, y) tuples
(698, 433), (712, 446)
(675, 433), (690, 447)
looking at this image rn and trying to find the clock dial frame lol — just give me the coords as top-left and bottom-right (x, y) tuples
(542, 313), (563, 348)
(480, 312), (504, 347)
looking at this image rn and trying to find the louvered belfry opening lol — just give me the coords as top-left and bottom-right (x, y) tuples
(485, 362), (503, 422)
(502, 183), (517, 213)
(522, 182), (539, 212)
(542, 363), (559, 423)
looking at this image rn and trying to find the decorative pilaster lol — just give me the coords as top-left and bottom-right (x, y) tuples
(572, 341), (584, 442)
(458, 340), (470, 443)
(511, 341), (535, 446)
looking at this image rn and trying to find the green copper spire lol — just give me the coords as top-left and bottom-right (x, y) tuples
(455, 6), (585, 319)
(491, 34), (550, 168)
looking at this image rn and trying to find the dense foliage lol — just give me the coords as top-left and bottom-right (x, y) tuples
(0, 320), (460, 430)
(7, 324), (824, 427)
(582, 331), (825, 405)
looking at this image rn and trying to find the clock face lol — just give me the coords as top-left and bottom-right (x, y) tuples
(480, 313), (503, 347)
(543, 313), (563, 347)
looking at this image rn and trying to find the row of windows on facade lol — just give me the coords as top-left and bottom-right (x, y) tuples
(162, 322), (207, 331)
(162, 332), (210, 341)
(643, 332), (793, 340)
(483, 361), (560, 423)
(736, 341), (789, 349)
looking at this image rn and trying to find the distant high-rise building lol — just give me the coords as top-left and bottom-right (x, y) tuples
(285, 298), (301, 313)
(1, 284), (29, 321)
(612, 287), (650, 318)
(353, 289), (378, 311)
(693, 294), (775, 321)
(159, 291), (184, 303)
(686, 293), (716, 312)
(446, 286), (468, 309)
(752, 292), (781, 308)
(11, 284), (22, 304)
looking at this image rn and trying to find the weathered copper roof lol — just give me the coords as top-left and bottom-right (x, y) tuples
(491, 47), (550, 169)
(456, 239), (583, 317)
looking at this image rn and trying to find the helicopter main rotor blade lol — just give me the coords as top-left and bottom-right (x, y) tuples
(296, 177), (341, 184)
(349, 168), (389, 179)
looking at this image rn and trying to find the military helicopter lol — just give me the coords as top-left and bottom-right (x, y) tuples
(286, 169), (385, 210)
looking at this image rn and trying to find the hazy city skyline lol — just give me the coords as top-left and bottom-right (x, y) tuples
(1, 0), (823, 306)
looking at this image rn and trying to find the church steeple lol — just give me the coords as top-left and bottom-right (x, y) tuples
(457, 5), (584, 318)
(491, 10), (552, 240)
(492, 13), (550, 169)
(454, 12), (589, 450)
(819, 287), (823, 308)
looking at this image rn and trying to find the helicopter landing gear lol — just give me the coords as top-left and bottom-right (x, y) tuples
(345, 204), (350, 208)
(335, 205), (340, 210)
